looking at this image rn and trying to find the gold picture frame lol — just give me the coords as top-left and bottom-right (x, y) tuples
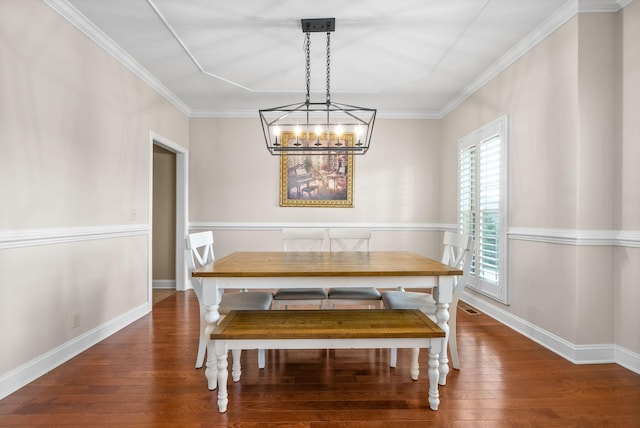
(279, 132), (354, 207)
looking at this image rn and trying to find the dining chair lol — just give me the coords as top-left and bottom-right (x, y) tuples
(381, 231), (474, 370)
(326, 228), (382, 309)
(185, 231), (273, 369)
(272, 228), (328, 309)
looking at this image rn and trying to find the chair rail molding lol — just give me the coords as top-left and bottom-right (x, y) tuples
(0, 224), (150, 250)
(508, 227), (640, 248)
(189, 222), (458, 232)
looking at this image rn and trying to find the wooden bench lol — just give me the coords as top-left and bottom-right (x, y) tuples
(207, 309), (445, 413)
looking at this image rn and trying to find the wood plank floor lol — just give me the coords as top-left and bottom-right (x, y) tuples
(1, 291), (639, 427)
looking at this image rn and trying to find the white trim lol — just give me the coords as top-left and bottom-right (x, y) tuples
(509, 227), (640, 247)
(0, 225), (149, 249)
(616, 345), (640, 374)
(43, 0), (191, 116)
(188, 223), (640, 248)
(0, 302), (150, 400)
(189, 222), (458, 232)
(461, 292), (640, 374)
(578, 0), (626, 13)
(152, 280), (176, 289)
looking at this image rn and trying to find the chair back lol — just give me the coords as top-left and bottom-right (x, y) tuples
(184, 231), (216, 301)
(328, 228), (371, 252)
(282, 228), (325, 251)
(441, 231), (474, 296)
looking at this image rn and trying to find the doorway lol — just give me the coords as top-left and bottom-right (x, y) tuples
(148, 132), (188, 306)
(152, 145), (176, 290)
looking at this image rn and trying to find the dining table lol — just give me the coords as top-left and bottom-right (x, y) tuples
(192, 250), (462, 385)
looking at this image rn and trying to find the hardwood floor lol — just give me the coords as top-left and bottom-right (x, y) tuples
(1, 291), (639, 427)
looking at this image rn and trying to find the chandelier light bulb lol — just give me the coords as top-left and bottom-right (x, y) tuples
(273, 125), (281, 146)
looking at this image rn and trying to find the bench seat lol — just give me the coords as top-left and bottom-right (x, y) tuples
(207, 309), (445, 413)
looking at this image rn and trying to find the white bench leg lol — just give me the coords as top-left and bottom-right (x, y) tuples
(389, 348), (397, 367)
(258, 349), (266, 368)
(216, 350), (229, 413)
(427, 345), (440, 410)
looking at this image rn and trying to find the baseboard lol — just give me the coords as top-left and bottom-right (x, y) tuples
(0, 302), (151, 400)
(461, 292), (640, 375)
(152, 280), (176, 289)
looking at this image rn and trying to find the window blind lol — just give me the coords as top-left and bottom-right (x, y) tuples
(457, 116), (508, 303)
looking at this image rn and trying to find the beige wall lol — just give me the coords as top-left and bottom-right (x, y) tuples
(0, 0), (188, 382)
(614, 0), (640, 354)
(188, 117), (445, 258)
(442, 16), (581, 332)
(442, 8), (639, 355)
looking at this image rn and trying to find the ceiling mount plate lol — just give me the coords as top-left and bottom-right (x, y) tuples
(301, 18), (335, 33)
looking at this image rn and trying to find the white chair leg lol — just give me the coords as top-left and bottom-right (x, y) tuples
(410, 348), (420, 380)
(258, 349), (265, 369)
(231, 349), (242, 382)
(389, 348), (397, 367)
(196, 306), (207, 368)
(205, 341), (218, 390)
(449, 307), (460, 369)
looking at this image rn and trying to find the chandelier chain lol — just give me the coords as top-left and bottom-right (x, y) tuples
(305, 31), (311, 105)
(326, 32), (331, 104)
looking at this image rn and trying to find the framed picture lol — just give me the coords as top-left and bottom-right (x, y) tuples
(279, 132), (354, 207)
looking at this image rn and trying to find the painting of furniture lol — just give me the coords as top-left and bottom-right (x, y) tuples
(280, 152), (353, 207)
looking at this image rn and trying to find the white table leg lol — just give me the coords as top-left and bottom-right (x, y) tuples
(202, 278), (221, 333)
(435, 301), (450, 386)
(427, 345), (440, 410)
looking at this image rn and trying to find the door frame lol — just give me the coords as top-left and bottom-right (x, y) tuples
(149, 131), (189, 298)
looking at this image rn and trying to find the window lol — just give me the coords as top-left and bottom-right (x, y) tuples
(458, 116), (508, 303)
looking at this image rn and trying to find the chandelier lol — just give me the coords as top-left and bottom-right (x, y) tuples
(259, 18), (376, 155)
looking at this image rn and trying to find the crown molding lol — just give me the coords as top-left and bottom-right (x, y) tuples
(45, 0), (628, 120)
(439, 0), (628, 118)
(578, 0), (627, 12)
(43, 0), (192, 116)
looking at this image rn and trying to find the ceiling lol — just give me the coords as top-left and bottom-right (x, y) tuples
(51, 0), (622, 118)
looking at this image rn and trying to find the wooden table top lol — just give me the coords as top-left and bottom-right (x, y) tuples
(193, 251), (462, 278)
(211, 309), (446, 340)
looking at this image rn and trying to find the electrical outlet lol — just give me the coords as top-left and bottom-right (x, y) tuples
(71, 312), (80, 329)
(130, 209), (137, 221)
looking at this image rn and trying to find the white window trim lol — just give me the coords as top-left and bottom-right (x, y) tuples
(457, 115), (509, 304)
